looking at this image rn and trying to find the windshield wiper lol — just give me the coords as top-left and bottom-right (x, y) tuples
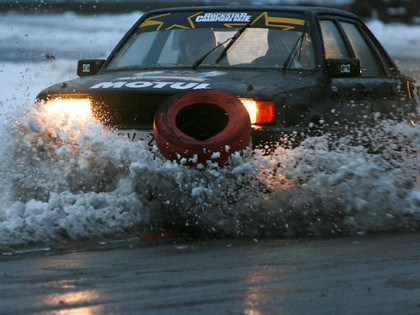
(282, 34), (304, 70)
(214, 18), (256, 65)
(193, 18), (256, 69)
(282, 17), (308, 71)
(192, 36), (233, 70)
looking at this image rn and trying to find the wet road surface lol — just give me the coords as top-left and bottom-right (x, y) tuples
(1, 232), (420, 314)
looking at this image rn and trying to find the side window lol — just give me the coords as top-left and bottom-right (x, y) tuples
(340, 22), (383, 77)
(319, 20), (349, 59)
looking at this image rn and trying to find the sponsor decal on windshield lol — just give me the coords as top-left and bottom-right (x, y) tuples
(138, 11), (305, 31)
(90, 81), (211, 90)
(195, 13), (252, 23)
(117, 71), (225, 82)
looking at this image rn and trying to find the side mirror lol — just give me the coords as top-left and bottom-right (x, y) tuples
(77, 59), (105, 77)
(326, 58), (361, 77)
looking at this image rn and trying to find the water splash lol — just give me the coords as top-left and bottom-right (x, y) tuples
(0, 102), (418, 250)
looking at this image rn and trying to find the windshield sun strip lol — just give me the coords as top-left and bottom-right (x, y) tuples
(106, 11), (310, 70)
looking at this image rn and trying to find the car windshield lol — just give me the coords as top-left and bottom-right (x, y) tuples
(106, 11), (315, 70)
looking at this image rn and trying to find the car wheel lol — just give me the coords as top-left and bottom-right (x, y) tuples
(153, 89), (251, 166)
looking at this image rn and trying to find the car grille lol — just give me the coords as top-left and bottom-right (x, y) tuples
(89, 93), (171, 128)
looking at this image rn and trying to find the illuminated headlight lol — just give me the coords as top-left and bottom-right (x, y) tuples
(240, 99), (275, 124)
(43, 98), (92, 120)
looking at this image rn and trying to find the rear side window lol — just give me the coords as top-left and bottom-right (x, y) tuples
(340, 21), (383, 77)
(319, 20), (349, 59)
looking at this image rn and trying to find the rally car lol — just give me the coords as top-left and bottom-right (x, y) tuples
(36, 6), (418, 166)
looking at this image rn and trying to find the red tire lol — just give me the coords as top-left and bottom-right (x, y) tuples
(153, 89), (251, 166)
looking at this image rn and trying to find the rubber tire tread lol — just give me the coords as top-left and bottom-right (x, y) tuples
(153, 89), (251, 166)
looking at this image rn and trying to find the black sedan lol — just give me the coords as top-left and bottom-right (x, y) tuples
(36, 6), (418, 166)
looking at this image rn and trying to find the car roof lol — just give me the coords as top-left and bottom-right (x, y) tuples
(146, 5), (359, 19)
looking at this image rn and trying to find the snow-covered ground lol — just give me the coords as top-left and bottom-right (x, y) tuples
(0, 12), (419, 251)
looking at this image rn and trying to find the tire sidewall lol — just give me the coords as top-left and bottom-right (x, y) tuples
(153, 89), (251, 165)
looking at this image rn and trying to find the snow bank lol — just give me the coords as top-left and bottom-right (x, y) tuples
(367, 20), (420, 59)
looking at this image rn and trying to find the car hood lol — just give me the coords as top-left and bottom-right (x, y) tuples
(37, 68), (319, 100)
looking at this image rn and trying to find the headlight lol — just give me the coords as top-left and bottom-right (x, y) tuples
(43, 98), (92, 120)
(240, 99), (275, 124)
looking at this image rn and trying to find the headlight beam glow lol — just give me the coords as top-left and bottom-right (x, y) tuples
(44, 98), (92, 120)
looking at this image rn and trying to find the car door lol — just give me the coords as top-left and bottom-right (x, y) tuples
(338, 19), (415, 120)
(318, 16), (412, 125)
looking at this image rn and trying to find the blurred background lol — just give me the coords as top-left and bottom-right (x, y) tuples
(1, 0), (419, 24)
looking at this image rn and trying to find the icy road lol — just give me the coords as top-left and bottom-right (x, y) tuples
(0, 11), (419, 314)
(1, 233), (420, 314)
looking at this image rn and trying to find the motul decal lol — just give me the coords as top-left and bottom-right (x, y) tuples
(117, 70), (226, 82)
(90, 81), (211, 90)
